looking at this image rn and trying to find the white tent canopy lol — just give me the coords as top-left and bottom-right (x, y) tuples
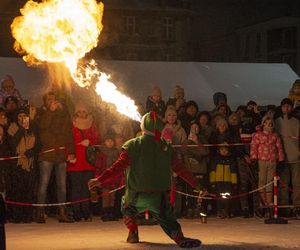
(0, 57), (298, 110)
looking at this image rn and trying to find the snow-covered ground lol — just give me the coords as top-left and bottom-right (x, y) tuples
(5, 217), (300, 250)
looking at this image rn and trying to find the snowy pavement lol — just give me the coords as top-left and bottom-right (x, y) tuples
(6, 217), (300, 250)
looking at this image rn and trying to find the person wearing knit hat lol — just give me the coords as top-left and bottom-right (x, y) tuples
(66, 101), (100, 222)
(0, 75), (24, 106)
(146, 85), (166, 119)
(89, 111), (202, 248)
(275, 97), (300, 218)
(179, 100), (199, 135)
(166, 85), (186, 117)
(6, 106), (41, 223)
(288, 79), (300, 105)
(250, 115), (284, 216)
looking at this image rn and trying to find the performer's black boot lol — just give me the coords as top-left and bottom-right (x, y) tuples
(126, 230), (139, 243)
(174, 232), (201, 248)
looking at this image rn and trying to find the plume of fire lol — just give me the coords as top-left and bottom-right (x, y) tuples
(11, 0), (141, 122)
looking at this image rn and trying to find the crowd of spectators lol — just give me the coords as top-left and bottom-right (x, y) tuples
(1, 74), (300, 224)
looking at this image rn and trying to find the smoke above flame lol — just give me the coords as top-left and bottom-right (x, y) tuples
(11, 0), (141, 122)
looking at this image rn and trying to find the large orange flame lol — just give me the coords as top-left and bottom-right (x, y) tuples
(11, 0), (141, 121)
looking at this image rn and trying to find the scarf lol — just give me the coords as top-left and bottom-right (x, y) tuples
(16, 133), (35, 172)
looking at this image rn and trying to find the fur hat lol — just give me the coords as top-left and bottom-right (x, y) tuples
(292, 79), (300, 88)
(174, 85), (184, 98)
(151, 86), (161, 97)
(140, 111), (164, 141)
(261, 115), (274, 126)
(164, 106), (177, 119)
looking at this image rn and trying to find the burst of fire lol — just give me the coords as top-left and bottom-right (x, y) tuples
(11, 0), (141, 122)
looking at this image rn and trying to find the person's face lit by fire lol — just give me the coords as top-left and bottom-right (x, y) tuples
(76, 110), (88, 119)
(1, 79), (14, 94)
(166, 112), (177, 125)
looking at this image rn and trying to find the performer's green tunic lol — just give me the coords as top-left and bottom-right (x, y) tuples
(122, 134), (173, 213)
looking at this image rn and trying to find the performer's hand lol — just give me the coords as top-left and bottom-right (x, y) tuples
(80, 139), (90, 147)
(88, 178), (101, 190)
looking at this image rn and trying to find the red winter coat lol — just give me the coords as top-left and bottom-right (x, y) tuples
(67, 124), (100, 172)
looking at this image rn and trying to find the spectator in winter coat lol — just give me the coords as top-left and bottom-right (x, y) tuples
(195, 111), (213, 141)
(67, 102), (100, 222)
(166, 85), (186, 117)
(209, 144), (238, 218)
(0, 75), (24, 106)
(250, 115), (284, 214)
(145, 85), (166, 119)
(162, 106), (187, 145)
(288, 79), (300, 107)
(183, 122), (209, 219)
(275, 98), (300, 218)
(7, 108), (41, 223)
(36, 91), (75, 223)
(95, 134), (120, 221)
(3, 96), (19, 124)
(179, 100), (199, 135)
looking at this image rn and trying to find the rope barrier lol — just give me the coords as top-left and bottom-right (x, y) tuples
(176, 180), (275, 200)
(0, 146), (66, 161)
(5, 185), (125, 207)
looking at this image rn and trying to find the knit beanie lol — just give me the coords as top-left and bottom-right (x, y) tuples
(292, 79), (300, 88)
(280, 98), (293, 107)
(174, 85), (184, 98)
(151, 86), (161, 97)
(140, 111), (164, 141)
(164, 106), (177, 120)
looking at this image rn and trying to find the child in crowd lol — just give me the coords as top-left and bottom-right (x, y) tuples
(184, 122), (209, 219)
(96, 134), (120, 221)
(162, 106), (187, 145)
(0, 75), (24, 106)
(209, 144), (238, 219)
(166, 85), (186, 116)
(250, 115), (284, 217)
(146, 85), (166, 119)
(288, 79), (300, 107)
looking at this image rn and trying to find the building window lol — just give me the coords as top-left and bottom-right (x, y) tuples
(255, 33), (262, 58)
(125, 16), (136, 35)
(162, 17), (175, 40)
(267, 27), (297, 52)
(244, 34), (251, 60)
(282, 54), (296, 71)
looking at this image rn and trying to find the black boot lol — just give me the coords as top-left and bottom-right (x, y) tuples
(57, 206), (74, 223)
(36, 208), (46, 223)
(174, 232), (201, 248)
(126, 230), (139, 243)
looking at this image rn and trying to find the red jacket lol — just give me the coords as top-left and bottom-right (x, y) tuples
(67, 124), (100, 172)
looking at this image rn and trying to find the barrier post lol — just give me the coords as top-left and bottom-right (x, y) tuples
(264, 175), (288, 224)
(0, 193), (6, 250)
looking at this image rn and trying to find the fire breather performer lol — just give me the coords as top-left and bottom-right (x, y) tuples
(89, 111), (201, 248)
